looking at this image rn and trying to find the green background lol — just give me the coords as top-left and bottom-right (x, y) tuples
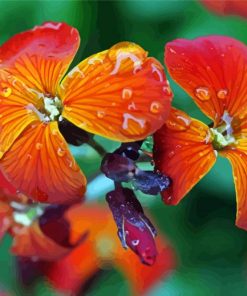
(1, 0), (247, 295)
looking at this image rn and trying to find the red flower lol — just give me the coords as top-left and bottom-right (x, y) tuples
(154, 36), (247, 230)
(201, 0), (247, 18)
(0, 22), (172, 204)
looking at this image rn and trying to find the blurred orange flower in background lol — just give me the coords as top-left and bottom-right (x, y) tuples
(154, 36), (247, 230)
(0, 21), (172, 204)
(0, 172), (175, 294)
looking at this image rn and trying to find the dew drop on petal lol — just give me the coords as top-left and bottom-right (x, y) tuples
(195, 87), (211, 101)
(1, 87), (12, 97)
(163, 85), (172, 96)
(168, 150), (175, 158)
(97, 110), (105, 118)
(150, 101), (162, 114)
(121, 113), (149, 138)
(35, 142), (43, 150)
(217, 89), (228, 100)
(122, 88), (133, 100)
(57, 147), (66, 157)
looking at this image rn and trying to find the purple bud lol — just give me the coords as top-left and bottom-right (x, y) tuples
(101, 154), (136, 182)
(106, 187), (157, 265)
(114, 141), (142, 160)
(133, 170), (171, 195)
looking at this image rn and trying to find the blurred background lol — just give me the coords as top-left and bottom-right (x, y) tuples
(1, 0), (247, 295)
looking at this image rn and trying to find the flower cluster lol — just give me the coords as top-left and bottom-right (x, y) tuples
(2, 16), (247, 293)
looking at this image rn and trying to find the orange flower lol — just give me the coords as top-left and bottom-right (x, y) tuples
(154, 36), (247, 230)
(0, 22), (172, 204)
(201, 0), (247, 19)
(16, 203), (175, 296)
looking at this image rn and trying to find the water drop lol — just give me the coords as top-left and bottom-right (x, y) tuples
(150, 101), (162, 114)
(217, 89), (228, 100)
(122, 88), (133, 100)
(195, 87), (211, 101)
(168, 150), (175, 158)
(57, 147), (66, 157)
(121, 113), (148, 138)
(26, 154), (32, 160)
(35, 142), (43, 150)
(163, 85), (172, 96)
(1, 87), (12, 97)
(97, 110), (105, 118)
(132, 239), (140, 246)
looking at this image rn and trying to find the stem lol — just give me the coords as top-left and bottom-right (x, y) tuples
(88, 138), (107, 157)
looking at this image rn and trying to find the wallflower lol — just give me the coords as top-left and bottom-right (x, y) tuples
(201, 0), (247, 19)
(154, 36), (247, 230)
(0, 21), (172, 204)
(17, 203), (175, 296)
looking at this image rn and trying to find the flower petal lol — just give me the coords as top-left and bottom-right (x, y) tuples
(220, 145), (247, 230)
(11, 222), (73, 261)
(1, 122), (86, 204)
(165, 36), (247, 124)
(0, 70), (40, 158)
(201, 0), (247, 18)
(59, 42), (172, 142)
(46, 204), (175, 295)
(0, 22), (79, 96)
(154, 108), (217, 205)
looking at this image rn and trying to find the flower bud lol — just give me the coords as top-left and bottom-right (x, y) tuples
(106, 187), (157, 265)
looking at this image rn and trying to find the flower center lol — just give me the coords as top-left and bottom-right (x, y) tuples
(11, 201), (44, 226)
(210, 111), (236, 150)
(26, 95), (63, 122)
(43, 96), (62, 121)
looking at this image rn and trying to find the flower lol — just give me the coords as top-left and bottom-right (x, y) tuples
(0, 22), (172, 204)
(154, 36), (247, 230)
(17, 203), (175, 296)
(201, 0), (247, 19)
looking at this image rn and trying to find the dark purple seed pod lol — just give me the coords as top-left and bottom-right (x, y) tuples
(101, 153), (136, 182)
(133, 170), (171, 195)
(114, 141), (143, 160)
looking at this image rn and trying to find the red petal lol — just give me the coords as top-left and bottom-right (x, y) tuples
(1, 122), (86, 204)
(0, 22), (79, 96)
(154, 108), (217, 205)
(220, 145), (247, 230)
(201, 0), (247, 18)
(0, 70), (40, 158)
(59, 42), (172, 142)
(165, 36), (247, 125)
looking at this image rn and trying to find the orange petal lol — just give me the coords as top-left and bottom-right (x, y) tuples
(59, 42), (172, 142)
(220, 145), (247, 230)
(0, 70), (41, 158)
(165, 36), (247, 125)
(154, 108), (217, 205)
(46, 240), (100, 293)
(11, 222), (73, 261)
(0, 22), (79, 96)
(1, 122), (86, 204)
